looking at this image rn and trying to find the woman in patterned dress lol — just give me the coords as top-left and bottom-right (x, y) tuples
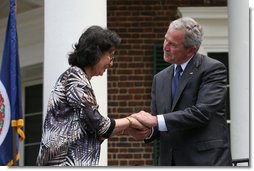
(36, 26), (150, 166)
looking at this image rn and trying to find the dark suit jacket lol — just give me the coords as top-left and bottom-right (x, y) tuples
(146, 53), (232, 166)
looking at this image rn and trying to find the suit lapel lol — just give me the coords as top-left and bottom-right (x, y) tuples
(171, 54), (202, 110)
(164, 65), (174, 112)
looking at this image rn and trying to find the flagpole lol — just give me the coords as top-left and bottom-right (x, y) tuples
(12, 0), (17, 166)
(12, 129), (17, 165)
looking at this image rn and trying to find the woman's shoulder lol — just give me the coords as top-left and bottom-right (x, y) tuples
(65, 66), (86, 78)
(68, 66), (84, 73)
(65, 66), (91, 86)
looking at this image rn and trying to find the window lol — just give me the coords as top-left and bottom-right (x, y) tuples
(20, 63), (43, 166)
(207, 52), (230, 121)
(24, 83), (43, 166)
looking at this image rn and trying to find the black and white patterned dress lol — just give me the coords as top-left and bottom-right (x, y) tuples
(36, 66), (115, 166)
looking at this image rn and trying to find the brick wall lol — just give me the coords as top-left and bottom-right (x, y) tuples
(107, 0), (227, 166)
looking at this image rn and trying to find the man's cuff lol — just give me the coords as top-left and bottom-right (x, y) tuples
(145, 127), (154, 140)
(157, 114), (168, 131)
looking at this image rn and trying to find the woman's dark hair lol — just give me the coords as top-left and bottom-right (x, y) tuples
(68, 25), (121, 68)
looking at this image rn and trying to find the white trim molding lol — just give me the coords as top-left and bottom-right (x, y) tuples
(0, 7), (44, 68)
(178, 7), (228, 53)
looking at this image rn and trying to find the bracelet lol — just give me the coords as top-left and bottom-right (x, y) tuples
(126, 117), (132, 127)
(121, 117), (132, 135)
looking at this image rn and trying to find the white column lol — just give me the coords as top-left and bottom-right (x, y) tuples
(250, 0), (253, 164)
(44, 0), (108, 166)
(228, 0), (249, 161)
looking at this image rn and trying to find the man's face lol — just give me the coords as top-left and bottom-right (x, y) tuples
(163, 27), (193, 64)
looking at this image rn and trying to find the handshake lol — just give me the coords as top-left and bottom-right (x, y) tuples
(123, 111), (157, 140)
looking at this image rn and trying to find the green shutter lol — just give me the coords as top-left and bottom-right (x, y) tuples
(153, 44), (170, 75)
(152, 44), (171, 165)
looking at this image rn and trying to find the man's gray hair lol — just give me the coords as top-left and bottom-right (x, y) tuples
(170, 17), (203, 49)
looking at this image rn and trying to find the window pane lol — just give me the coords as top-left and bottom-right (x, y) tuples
(25, 84), (43, 114)
(25, 144), (40, 166)
(25, 114), (42, 144)
(208, 52), (230, 120)
(208, 52), (229, 84)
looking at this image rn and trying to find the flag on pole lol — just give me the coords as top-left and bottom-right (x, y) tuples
(0, 0), (25, 166)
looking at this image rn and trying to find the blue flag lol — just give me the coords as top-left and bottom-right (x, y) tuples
(0, 0), (25, 166)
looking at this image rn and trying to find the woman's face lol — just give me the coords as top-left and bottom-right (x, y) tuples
(91, 50), (115, 76)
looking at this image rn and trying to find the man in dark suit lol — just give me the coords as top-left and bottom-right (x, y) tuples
(129, 17), (232, 166)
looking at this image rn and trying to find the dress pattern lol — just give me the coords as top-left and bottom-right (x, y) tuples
(36, 66), (111, 166)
